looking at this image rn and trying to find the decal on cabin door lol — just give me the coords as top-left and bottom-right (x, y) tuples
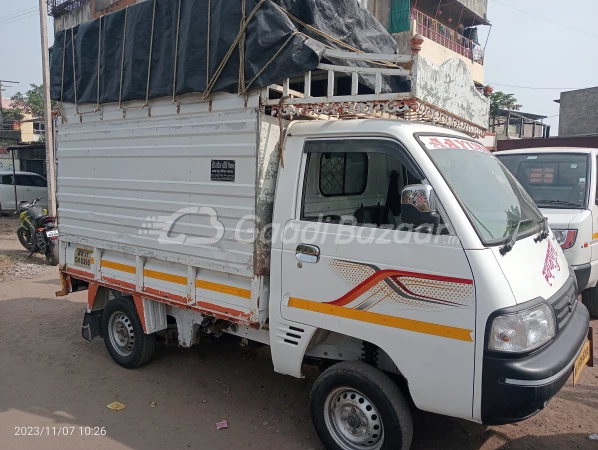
(325, 259), (474, 310)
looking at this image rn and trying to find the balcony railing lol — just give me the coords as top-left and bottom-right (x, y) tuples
(0, 121), (21, 132)
(411, 9), (484, 65)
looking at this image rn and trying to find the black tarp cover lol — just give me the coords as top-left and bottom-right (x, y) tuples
(51, 0), (408, 104)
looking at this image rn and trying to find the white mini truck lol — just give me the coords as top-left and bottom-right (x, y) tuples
(54, 76), (592, 450)
(497, 147), (598, 318)
(55, 99), (592, 450)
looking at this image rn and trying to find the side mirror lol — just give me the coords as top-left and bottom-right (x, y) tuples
(401, 184), (442, 231)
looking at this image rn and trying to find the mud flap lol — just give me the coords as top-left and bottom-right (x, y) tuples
(82, 311), (102, 342)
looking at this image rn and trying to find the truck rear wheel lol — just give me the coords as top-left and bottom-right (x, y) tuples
(101, 297), (155, 369)
(46, 242), (59, 266)
(582, 287), (598, 318)
(310, 361), (413, 450)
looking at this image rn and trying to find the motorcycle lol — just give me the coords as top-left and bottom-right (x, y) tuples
(15, 196), (59, 266)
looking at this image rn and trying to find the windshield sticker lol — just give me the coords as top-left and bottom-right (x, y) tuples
(527, 156), (538, 160)
(420, 136), (488, 153)
(571, 164), (578, 169)
(543, 240), (561, 286)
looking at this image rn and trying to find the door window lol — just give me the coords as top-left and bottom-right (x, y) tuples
(0, 175), (13, 185)
(15, 175), (34, 187)
(31, 176), (47, 187)
(301, 139), (430, 229)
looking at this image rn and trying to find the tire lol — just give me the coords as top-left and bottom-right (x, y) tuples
(46, 242), (59, 266)
(101, 297), (155, 369)
(310, 361), (413, 450)
(17, 227), (33, 251)
(582, 287), (598, 318)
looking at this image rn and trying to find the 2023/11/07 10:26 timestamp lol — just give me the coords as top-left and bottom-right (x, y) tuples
(15, 426), (107, 436)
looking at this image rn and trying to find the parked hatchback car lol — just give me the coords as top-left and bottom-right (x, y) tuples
(0, 171), (48, 213)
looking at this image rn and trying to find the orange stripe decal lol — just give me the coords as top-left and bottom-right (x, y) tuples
(288, 298), (473, 342)
(102, 260), (136, 274)
(144, 269), (187, 285)
(328, 269), (472, 307)
(196, 279), (251, 299)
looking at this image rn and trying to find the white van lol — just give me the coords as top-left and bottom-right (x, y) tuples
(54, 95), (592, 449)
(0, 171), (49, 213)
(497, 148), (598, 317)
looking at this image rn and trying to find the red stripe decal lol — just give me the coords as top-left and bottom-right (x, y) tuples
(326, 269), (472, 307)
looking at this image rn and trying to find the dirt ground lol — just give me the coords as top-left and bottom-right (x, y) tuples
(1, 216), (598, 450)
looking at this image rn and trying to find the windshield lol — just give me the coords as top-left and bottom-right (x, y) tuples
(496, 153), (589, 209)
(419, 135), (542, 245)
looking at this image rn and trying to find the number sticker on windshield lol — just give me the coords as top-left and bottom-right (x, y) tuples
(420, 136), (488, 153)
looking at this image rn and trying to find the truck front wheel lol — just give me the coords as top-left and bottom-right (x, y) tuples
(582, 287), (598, 318)
(101, 297), (155, 369)
(310, 361), (413, 450)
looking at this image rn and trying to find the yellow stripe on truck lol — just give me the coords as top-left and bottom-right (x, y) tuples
(593, 232), (598, 240)
(196, 280), (251, 299)
(100, 260), (250, 299)
(144, 269), (187, 285)
(288, 297), (473, 342)
(102, 260), (136, 274)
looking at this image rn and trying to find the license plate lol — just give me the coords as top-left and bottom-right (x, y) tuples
(46, 230), (59, 238)
(573, 339), (591, 386)
(74, 248), (93, 268)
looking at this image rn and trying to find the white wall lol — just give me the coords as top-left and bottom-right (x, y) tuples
(54, 2), (93, 32)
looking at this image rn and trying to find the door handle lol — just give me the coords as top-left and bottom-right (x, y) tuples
(296, 244), (320, 264)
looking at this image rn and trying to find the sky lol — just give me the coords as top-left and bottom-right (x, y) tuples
(0, 0), (596, 135)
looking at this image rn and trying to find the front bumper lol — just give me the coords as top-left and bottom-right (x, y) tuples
(573, 263), (592, 293)
(481, 302), (590, 425)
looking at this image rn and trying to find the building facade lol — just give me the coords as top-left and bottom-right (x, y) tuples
(359, 0), (489, 85)
(51, 0), (145, 31)
(557, 87), (598, 137)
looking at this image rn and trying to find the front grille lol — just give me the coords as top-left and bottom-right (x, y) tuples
(551, 276), (577, 330)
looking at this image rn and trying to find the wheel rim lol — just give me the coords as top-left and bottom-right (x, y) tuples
(107, 311), (135, 357)
(324, 387), (384, 450)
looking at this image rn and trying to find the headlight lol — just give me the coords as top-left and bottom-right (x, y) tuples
(488, 303), (556, 352)
(553, 229), (577, 250)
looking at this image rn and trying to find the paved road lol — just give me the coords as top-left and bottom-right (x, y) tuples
(1, 217), (598, 450)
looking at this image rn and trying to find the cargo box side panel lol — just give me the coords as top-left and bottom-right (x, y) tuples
(56, 96), (261, 323)
(56, 98), (258, 277)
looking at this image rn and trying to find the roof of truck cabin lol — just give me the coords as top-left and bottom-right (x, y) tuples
(287, 119), (474, 140)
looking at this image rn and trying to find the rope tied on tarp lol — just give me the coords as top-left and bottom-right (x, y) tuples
(118, 6), (129, 109)
(202, 0), (267, 100)
(144, 0), (158, 107)
(95, 15), (103, 112)
(172, 0), (182, 102)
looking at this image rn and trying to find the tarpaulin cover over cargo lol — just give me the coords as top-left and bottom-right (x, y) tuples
(50, 0), (410, 105)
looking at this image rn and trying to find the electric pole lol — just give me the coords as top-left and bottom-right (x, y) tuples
(0, 80), (20, 123)
(38, 0), (56, 217)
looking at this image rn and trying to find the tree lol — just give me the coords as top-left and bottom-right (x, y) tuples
(490, 91), (522, 119)
(1, 107), (24, 122)
(10, 83), (48, 119)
